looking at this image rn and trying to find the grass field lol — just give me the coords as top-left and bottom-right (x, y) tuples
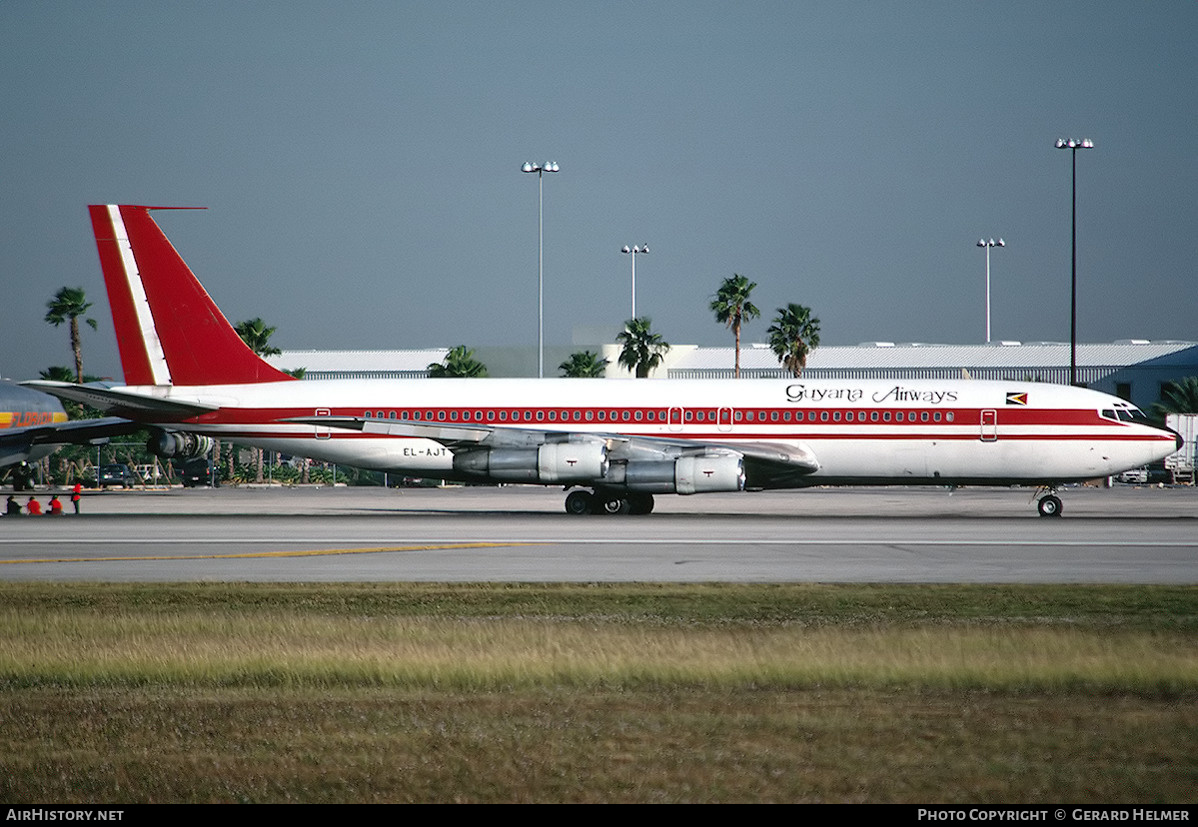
(1, 582), (1195, 803)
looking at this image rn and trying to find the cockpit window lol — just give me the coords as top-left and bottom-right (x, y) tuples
(1102, 407), (1145, 423)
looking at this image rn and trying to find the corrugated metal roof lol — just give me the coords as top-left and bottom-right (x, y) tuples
(266, 341), (1198, 384)
(672, 341), (1198, 371)
(267, 349), (449, 373)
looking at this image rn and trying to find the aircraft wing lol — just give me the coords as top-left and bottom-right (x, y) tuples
(22, 381), (219, 420)
(285, 415), (820, 485)
(0, 417), (143, 467)
(728, 441), (821, 487)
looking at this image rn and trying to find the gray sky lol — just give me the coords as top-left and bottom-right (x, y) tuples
(2, 1), (1195, 382)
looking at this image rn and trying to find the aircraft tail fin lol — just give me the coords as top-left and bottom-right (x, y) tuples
(89, 205), (295, 386)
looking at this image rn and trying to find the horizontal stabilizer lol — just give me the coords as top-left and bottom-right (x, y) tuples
(22, 381), (219, 421)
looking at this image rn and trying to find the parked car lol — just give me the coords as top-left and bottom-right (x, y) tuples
(1114, 467), (1149, 484)
(134, 464), (161, 483)
(97, 463), (139, 488)
(176, 457), (218, 488)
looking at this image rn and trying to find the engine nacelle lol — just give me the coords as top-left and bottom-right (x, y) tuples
(453, 441), (608, 484)
(611, 454), (746, 495)
(148, 431), (214, 460)
(674, 455), (745, 494)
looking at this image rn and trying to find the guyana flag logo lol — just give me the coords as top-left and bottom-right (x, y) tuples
(1005, 392), (1028, 406)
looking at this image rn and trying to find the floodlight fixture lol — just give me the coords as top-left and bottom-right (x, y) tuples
(976, 237), (1006, 343)
(621, 244), (650, 317)
(521, 161), (561, 377)
(1055, 138), (1094, 385)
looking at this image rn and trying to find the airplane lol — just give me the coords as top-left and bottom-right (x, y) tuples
(0, 379), (140, 487)
(26, 204), (1183, 517)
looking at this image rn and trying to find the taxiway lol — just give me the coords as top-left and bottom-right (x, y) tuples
(0, 485), (1194, 583)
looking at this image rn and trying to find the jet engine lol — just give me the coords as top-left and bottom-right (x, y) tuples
(148, 430), (214, 460)
(453, 441), (608, 484)
(608, 454), (745, 495)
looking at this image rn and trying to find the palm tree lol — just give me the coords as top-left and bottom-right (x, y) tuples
(558, 350), (609, 378)
(233, 318), (283, 483)
(709, 274), (760, 378)
(44, 287), (98, 384)
(234, 318), (282, 357)
(428, 345), (488, 378)
(616, 317), (670, 378)
(39, 366), (101, 419)
(767, 303), (821, 378)
(39, 365), (78, 383)
(1152, 376), (1198, 418)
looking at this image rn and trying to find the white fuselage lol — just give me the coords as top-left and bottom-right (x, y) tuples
(132, 376), (1178, 488)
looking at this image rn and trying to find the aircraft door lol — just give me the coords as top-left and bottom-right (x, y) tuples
(668, 407), (683, 432)
(315, 408), (331, 440)
(718, 407), (733, 432)
(980, 409), (997, 442)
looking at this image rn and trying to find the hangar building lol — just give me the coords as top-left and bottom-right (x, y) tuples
(269, 340), (1198, 413)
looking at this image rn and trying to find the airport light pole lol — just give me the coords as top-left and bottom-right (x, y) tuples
(621, 244), (649, 318)
(976, 237), (1004, 344)
(1055, 138), (1093, 386)
(522, 161), (559, 378)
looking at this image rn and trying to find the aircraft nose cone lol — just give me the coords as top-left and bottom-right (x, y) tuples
(1177, 431), (1185, 452)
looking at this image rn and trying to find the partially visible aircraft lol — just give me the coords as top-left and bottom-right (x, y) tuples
(0, 379), (139, 485)
(27, 204), (1184, 516)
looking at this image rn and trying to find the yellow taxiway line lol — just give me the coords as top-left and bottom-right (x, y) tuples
(0, 542), (537, 565)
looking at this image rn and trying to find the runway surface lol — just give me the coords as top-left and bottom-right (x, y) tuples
(1, 484), (1195, 583)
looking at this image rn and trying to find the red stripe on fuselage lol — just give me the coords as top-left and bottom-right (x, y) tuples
(175, 404), (1155, 430)
(170, 404), (1173, 446)
(206, 430), (1172, 445)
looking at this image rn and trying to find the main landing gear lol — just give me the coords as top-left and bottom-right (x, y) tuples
(1035, 488), (1064, 518)
(564, 488), (655, 515)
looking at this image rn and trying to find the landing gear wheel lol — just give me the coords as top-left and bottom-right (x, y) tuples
(598, 496), (631, 515)
(1037, 494), (1063, 518)
(564, 489), (594, 515)
(628, 493), (655, 515)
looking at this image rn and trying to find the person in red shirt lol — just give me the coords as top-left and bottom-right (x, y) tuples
(26, 497), (42, 516)
(48, 495), (63, 515)
(71, 482), (82, 514)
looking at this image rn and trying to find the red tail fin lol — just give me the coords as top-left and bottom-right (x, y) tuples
(89, 205), (295, 386)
